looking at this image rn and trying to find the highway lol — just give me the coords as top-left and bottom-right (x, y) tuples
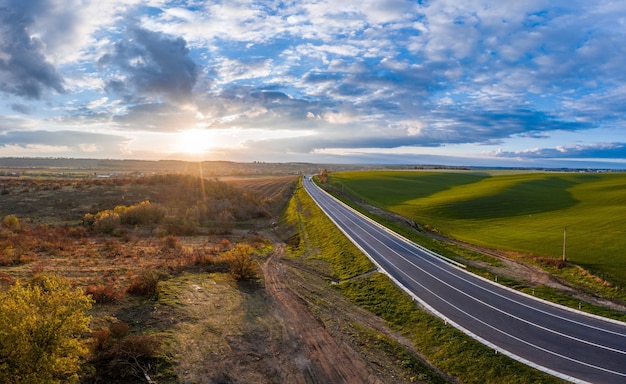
(302, 177), (626, 384)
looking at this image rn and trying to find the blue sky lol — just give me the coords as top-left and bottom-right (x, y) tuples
(1, 0), (626, 168)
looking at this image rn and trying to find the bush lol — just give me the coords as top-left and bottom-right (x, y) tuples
(93, 211), (121, 235)
(89, 327), (161, 383)
(161, 217), (197, 236)
(1, 214), (19, 230)
(225, 244), (259, 281)
(92, 322), (130, 352)
(0, 275), (92, 384)
(215, 210), (235, 234)
(127, 270), (165, 298)
(86, 284), (121, 304)
(116, 200), (165, 226)
(161, 235), (181, 251)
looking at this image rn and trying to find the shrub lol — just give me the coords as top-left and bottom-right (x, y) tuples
(86, 284), (121, 304)
(67, 226), (88, 238)
(127, 270), (165, 298)
(94, 334), (161, 382)
(93, 211), (121, 235)
(161, 235), (181, 251)
(82, 213), (96, 228)
(190, 246), (218, 268)
(225, 244), (259, 281)
(0, 272), (15, 288)
(1, 214), (19, 230)
(161, 217), (197, 236)
(89, 324), (160, 383)
(91, 328), (111, 352)
(92, 322), (130, 352)
(219, 238), (231, 250)
(116, 200), (165, 226)
(0, 275), (92, 384)
(215, 210), (235, 234)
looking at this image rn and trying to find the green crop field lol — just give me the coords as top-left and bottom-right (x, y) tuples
(329, 170), (626, 286)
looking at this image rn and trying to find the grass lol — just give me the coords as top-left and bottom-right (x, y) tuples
(282, 180), (374, 281)
(157, 272), (279, 383)
(329, 170), (626, 287)
(284, 178), (564, 383)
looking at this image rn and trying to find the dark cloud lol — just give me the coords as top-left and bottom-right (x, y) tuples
(10, 103), (32, 114)
(0, 0), (65, 99)
(495, 143), (626, 159)
(99, 26), (199, 103)
(422, 108), (595, 144)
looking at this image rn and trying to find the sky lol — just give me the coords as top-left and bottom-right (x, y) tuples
(1, 0), (626, 168)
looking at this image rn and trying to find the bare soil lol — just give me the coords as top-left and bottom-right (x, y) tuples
(261, 244), (383, 383)
(257, 237), (451, 384)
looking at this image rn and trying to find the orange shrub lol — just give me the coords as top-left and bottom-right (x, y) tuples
(86, 285), (121, 304)
(127, 270), (164, 298)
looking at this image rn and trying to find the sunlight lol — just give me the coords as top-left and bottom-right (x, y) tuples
(174, 129), (217, 155)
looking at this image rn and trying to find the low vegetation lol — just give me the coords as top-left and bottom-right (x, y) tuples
(0, 173), (289, 383)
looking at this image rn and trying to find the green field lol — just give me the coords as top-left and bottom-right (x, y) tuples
(329, 170), (626, 286)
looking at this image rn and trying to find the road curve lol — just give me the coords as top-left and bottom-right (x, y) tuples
(303, 177), (626, 384)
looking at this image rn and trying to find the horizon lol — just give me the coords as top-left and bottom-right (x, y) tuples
(2, 1), (626, 169)
(0, 156), (624, 172)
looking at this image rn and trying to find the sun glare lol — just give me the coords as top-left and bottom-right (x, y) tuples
(175, 129), (216, 155)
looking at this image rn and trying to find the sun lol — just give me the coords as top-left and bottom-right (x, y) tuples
(175, 129), (216, 155)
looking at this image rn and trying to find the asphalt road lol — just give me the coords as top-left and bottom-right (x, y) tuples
(303, 177), (626, 384)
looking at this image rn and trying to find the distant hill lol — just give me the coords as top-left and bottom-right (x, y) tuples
(0, 157), (337, 177)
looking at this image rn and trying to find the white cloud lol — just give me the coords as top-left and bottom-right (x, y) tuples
(86, 97), (109, 110)
(214, 58), (274, 84)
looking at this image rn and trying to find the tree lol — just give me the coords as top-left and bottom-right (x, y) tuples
(215, 209), (235, 234)
(318, 169), (329, 183)
(0, 274), (92, 384)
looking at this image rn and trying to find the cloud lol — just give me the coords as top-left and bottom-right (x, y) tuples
(98, 25), (200, 103)
(493, 143), (626, 159)
(214, 57), (273, 84)
(0, 0), (65, 99)
(10, 103), (32, 114)
(0, 116), (36, 133)
(0, 128), (130, 155)
(112, 102), (198, 132)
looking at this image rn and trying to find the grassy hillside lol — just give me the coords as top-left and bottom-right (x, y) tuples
(329, 170), (626, 286)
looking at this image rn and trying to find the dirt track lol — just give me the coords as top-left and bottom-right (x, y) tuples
(261, 244), (384, 384)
